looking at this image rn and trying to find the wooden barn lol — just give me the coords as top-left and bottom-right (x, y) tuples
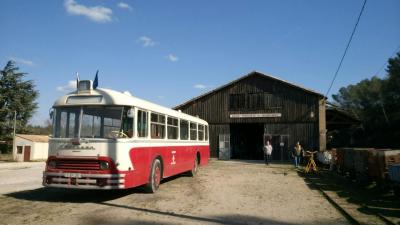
(174, 71), (326, 160)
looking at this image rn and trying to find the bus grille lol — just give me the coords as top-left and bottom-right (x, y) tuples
(56, 160), (100, 171)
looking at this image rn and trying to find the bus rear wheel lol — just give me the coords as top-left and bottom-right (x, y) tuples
(189, 156), (199, 177)
(145, 159), (162, 193)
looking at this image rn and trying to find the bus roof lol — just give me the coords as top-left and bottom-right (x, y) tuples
(53, 88), (208, 125)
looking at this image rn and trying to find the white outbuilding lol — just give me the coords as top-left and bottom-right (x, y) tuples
(13, 134), (49, 162)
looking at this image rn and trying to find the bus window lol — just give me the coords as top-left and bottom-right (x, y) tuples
(151, 113), (165, 139)
(81, 114), (101, 138)
(205, 125), (209, 141)
(180, 120), (189, 140)
(54, 108), (80, 138)
(190, 122), (197, 140)
(121, 107), (134, 138)
(137, 110), (148, 138)
(198, 124), (204, 141)
(54, 106), (123, 139)
(167, 117), (178, 139)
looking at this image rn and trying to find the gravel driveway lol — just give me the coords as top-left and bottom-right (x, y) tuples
(0, 160), (349, 225)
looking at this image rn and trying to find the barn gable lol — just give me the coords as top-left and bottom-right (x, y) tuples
(175, 71), (326, 159)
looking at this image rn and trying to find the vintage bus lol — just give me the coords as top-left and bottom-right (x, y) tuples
(43, 79), (209, 192)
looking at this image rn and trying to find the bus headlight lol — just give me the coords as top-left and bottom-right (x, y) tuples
(100, 161), (110, 170)
(48, 160), (57, 169)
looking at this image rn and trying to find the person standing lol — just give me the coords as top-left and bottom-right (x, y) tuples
(293, 142), (303, 168)
(264, 141), (273, 165)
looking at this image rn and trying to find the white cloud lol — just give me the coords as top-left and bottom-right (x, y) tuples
(57, 80), (77, 92)
(10, 57), (35, 66)
(194, 84), (207, 89)
(166, 54), (179, 62)
(117, 2), (132, 11)
(138, 36), (156, 47)
(64, 0), (113, 23)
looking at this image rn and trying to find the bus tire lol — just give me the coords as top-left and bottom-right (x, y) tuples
(189, 155), (199, 177)
(145, 159), (162, 193)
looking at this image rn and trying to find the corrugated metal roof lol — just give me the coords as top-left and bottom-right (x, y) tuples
(16, 134), (49, 143)
(174, 71), (324, 109)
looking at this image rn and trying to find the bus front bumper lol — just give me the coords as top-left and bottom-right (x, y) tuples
(43, 172), (125, 190)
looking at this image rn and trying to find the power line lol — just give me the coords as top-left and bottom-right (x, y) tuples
(325, 0), (368, 98)
(373, 44), (400, 77)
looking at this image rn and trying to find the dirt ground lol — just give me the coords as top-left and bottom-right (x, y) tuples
(0, 160), (350, 225)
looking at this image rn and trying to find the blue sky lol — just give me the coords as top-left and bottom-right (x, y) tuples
(1, 0), (399, 125)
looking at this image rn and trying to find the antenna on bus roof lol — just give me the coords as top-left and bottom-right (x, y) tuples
(76, 72), (80, 89)
(93, 70), (99, 89)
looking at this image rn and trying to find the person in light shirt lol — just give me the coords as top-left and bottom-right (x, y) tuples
(293, 141), (303, 168)
(263, 141), (273, 165)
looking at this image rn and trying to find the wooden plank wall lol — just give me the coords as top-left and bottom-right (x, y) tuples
(177, 74), (324, 157)
(264, 123), (318, 151)
(209, 124), (230, 158)
(180, 75), (319, 124)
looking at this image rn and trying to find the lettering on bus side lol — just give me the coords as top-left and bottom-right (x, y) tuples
(171, 151), (176, 165)
(58, 144), (95, 150)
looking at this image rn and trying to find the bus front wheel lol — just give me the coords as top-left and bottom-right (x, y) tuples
(145, 159), (162, 193)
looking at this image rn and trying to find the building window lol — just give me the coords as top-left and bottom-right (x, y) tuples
(229, 94), (245, 110)
(167, 117), (179, 139)
(17, 146), (23, 154)
(137, 110), (148, 137)
(247, 93), (265, 110)
(180, 120), (189, 140)
(190, 122), (197, 140)
(151, 113), (165, 139)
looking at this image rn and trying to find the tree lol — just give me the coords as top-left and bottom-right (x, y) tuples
(332, 52), (400, 148)
(0, 61), (39, 150)
(382, 53), (400, 146)
(26, 119), (52, 135)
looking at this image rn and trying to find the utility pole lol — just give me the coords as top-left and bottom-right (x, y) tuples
(12, 110), (16, 160)
(13, 110), (16, 138)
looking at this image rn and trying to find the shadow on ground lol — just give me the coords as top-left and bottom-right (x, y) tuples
(5, 173), (189, 203)
(297, 169), (400, 223)
(86, 202), (342, 225)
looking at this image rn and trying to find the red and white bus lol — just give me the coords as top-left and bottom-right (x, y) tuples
(43, 79), (209, 192)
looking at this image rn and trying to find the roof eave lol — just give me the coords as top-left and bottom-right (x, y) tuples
(174, 71), (324, 109)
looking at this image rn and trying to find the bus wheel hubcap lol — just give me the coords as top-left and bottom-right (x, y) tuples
(154, 166), (161, 186)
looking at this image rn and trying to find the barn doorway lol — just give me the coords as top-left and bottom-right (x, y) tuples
(264, 134), (290, 161)
(230, 123), (264, 160)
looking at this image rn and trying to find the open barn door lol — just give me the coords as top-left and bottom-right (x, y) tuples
(218, 134), (230, 160)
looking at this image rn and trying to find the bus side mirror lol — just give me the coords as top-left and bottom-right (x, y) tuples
(49, 109), (54, 119)
(127, 108), (134, 118)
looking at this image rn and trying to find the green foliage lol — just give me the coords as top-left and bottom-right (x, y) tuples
(0, 61), (39, 142)
(332, 53), (400, 148)
(26, 119), (52, 135)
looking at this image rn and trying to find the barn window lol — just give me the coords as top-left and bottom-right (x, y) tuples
(229, 94), (245, 110)
(17, 146), (23, 154)
(247, 93), (265, 110)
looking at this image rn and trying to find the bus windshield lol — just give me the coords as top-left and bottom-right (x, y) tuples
(53, 106), (129, 139)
